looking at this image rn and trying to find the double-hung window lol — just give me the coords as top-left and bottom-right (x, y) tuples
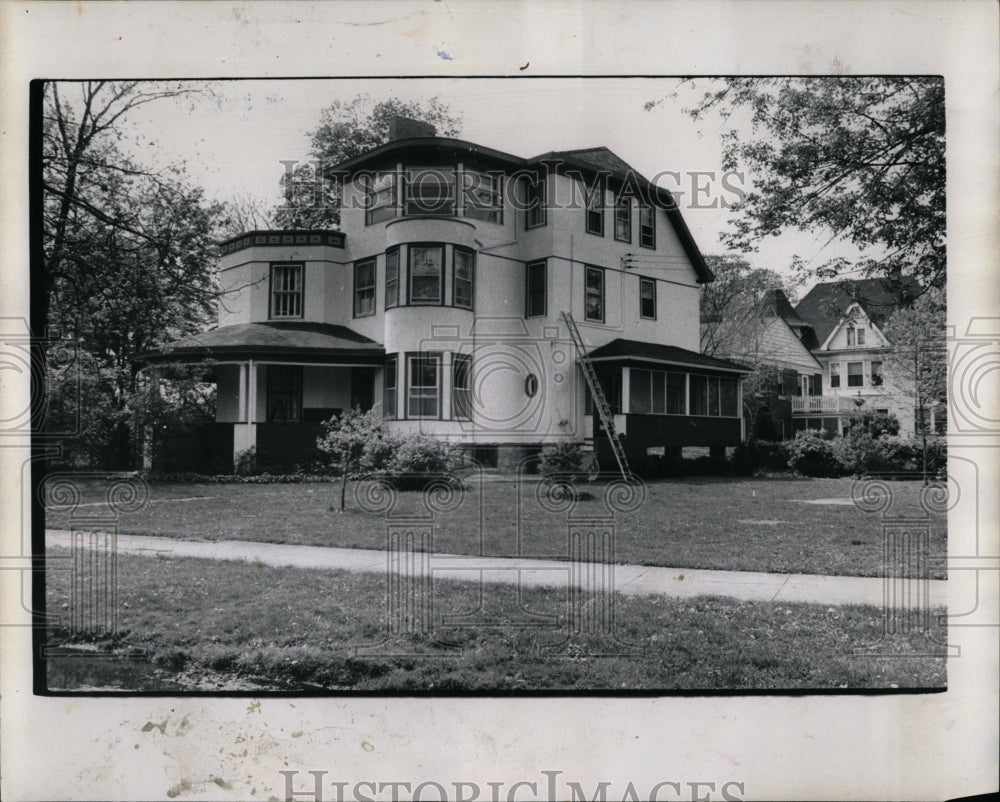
(384, 248), (400, 309)
(462, 169), (502, 223)
(847, 361), (864, 387)
(407, 353), (441, 418)
(585, 178), (605, 235)
(639, 277), (656, 319)
(614, 195), (631, 242)
(452, 354), (472, 420)
(830, 362), (841, 388)
(870, 360), (883, 386)
(454, 248), (475, 310)
(409, 245), (444, 304)
(405, 167), (455, 216)
(353, 258), (376, 317)
(639, 203), (656, 249)
(270, 263), (303, 318)
(525, 260), (546, 317)
(525, 175), (547, 228)
(365, 171), (398, 225)
(382, 356), (397, 419)
(584, 266), (605, 322)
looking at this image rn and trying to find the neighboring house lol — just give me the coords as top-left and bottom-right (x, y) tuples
(789, 276), (934, 435)
(705, 288), (824, 440)
(138, 117), (748, 471)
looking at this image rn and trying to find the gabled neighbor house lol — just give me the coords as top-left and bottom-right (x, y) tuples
(705, 288), (823, 440)
(789, 276), (927, 434)
(138, 118), (749, 472)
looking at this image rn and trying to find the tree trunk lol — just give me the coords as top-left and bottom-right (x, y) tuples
(340, 465), (348, 511)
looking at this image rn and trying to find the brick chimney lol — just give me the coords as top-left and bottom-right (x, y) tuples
(387, 116), (437, 141)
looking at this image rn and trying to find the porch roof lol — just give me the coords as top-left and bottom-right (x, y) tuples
(134, 322), (385, 365)
(586, 338), (753, 374)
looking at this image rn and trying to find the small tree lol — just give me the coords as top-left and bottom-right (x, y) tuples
(316, 407), (386, 511)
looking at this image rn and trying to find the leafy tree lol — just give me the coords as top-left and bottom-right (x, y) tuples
(882, 285), (947, 481)
(700, 254), (795, 357)
(274, 95), (461, 228)
(42, 81), (225, 467)
(700, 254), (799, 438)
(316, 407), (391, 511)
(661, 78), (945, 288)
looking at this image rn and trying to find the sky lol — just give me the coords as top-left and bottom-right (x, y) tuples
(72, 77), (872, 297)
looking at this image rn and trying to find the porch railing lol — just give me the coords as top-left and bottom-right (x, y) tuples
(790, 395), (861, 414)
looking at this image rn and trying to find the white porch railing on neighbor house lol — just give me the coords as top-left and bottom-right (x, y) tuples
(790, 395), (861, 414)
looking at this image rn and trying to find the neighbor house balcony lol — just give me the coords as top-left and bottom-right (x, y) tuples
(791, 395), (859, 415)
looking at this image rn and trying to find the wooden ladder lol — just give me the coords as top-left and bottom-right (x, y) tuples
(561, 311), (632, 482)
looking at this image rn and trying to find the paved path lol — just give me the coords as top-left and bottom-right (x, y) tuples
(46, 530), (946, 608)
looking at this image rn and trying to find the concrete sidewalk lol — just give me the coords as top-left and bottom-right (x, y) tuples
(46, 530), (946, 608)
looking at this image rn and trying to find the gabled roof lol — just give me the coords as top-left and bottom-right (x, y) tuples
(327, 136), (714, 284)
(135, 322), (384, 364)
(759, 288), (807, 328)
(586, 338), (752, 373)
(794, 276), (920, 346)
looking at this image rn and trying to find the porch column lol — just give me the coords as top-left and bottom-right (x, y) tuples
(232, 359), (259, 462)
(620, 366), (631, 414)
(738, 376), (745, 442)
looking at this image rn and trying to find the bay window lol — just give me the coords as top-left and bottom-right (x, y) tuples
(452, 354), (472, 420)
(385, 248), (400, 309)
(365, 171), (398, 225)
(462, 169), (502, 223)
(405, 167), (455, 216)
(407, 353), (441, 418)
(454, 248), (475, 310)
(409, 245), (444, 304)
(382, 356), (397, 420)
(353, 258), (376, 317)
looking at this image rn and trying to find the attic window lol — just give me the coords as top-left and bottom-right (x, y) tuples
(847, 326), (866, 346)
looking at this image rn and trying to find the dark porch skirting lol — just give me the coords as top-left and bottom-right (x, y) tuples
(597, 414), (742, 466)
(256, 423), (326, 469)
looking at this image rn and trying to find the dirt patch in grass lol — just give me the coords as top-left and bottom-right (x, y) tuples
(46, 548), (947, 691)
(46, 476), (946, 578)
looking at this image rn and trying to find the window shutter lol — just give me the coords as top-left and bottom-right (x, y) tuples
(812, 373), (823, 396)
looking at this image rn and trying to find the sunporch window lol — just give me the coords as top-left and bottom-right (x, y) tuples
(461, 169), (502, 223)
(365, 171), (398, 225)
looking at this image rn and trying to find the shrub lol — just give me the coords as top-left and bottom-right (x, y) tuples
(233, 447), (259, 476)
(787, 430), (842, 477)
(387, 435), (462, 488)
(539, 442), (587, 480)
(845, 408), (900, 439)
(751, 405), (779, 442)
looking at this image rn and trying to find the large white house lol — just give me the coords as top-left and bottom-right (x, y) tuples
(141, 118), (749, 471)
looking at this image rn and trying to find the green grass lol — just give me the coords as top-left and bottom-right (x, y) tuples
(46, 548), (947, 691)
(46, 476), (946, 578)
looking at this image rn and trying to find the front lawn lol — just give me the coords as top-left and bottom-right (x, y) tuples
(46, 548), (947, 691)
(45, 475), (947, 578)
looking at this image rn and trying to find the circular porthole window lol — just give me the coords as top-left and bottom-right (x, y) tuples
(524, 373), (539, 397)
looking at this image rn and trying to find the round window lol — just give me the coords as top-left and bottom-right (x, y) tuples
(524, 373), (539, 397)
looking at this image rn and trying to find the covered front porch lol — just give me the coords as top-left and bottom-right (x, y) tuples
(136, 321), (384, 471)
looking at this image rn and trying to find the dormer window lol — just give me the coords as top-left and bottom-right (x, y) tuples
(405, 167), (456, 216)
